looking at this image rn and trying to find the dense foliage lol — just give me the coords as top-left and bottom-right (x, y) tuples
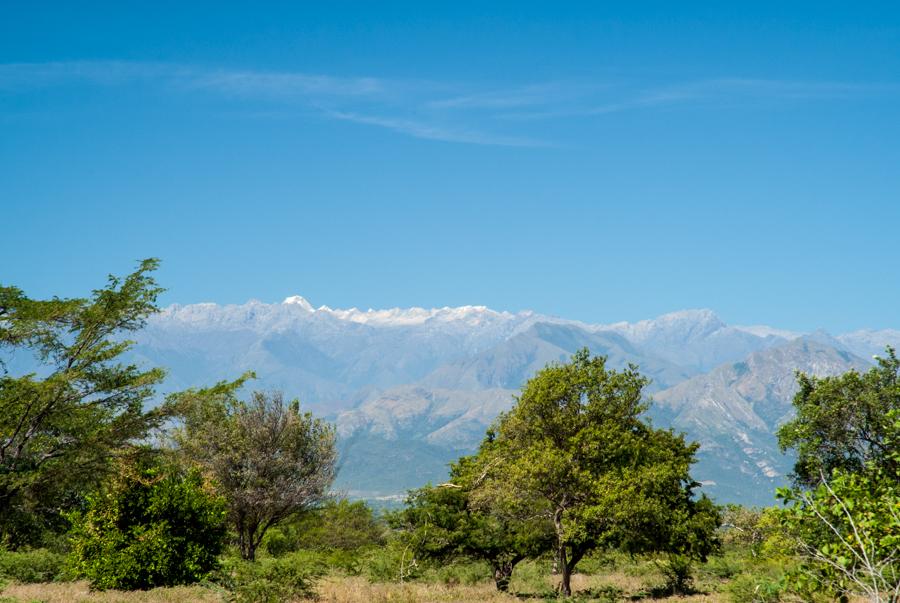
(777, 350), (900, 602)
(67, 454), (227, 590)
(0, 260), (168, 547)
(477, 349), (720, 595)
(394, 454), (554, 591)
(778, 348), (900, 486)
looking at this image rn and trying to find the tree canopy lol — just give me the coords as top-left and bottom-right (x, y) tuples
(478, 349), (719, 596)
(778, 347), (900, 486)
(0, 259), (169, 546)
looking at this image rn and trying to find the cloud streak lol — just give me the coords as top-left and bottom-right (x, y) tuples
(327, 110), (548, 147)
(2, 61), (896, 146)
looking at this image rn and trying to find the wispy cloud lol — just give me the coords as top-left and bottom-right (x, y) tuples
(2, 61), (896, 145)
(502, 77), (900, 120)
(187, 70), (386, 99)
(327, 110), (548, 147)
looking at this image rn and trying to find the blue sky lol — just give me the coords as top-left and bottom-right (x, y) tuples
(2, 2), (899, 332)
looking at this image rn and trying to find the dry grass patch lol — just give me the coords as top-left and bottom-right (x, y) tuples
(0, 574), (733, 603)
(0, 581), (222, 603)
(317, 576), (518, 602)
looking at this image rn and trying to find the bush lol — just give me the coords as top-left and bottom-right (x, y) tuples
(362, 540), (423, 583)
(703, 551), (745, 580)
(659, 553), (696, 595)
(0, 548), (66, 583)
(429, 560), (491, 586)
(587, 584), (625, 603)
(67, 457), (227, 590)
(229, 552), (326, 603)
(727, 572), (786, 603)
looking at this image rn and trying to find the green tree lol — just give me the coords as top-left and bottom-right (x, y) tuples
(67, 452), (228, 590)
(777, 354), (900, 601)
(170, 388), (337, 561)
(394, 453), (553, 591)
(0, 259), (168, 547)
(483, 349), (719, 596)
(778, 348), (900, 486)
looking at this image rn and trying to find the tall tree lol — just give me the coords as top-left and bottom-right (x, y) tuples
(170, 387), (337, 560)
(778, 348), (900, 486)
(0, 259), (168, 546)
(483, 349), (719, 596)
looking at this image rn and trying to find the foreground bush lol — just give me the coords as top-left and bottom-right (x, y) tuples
(67, 457), (227, 590)
(224, 552), (326, 603)
(0, 548), (66, 583)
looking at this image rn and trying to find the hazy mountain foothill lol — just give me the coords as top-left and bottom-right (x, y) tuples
(103, 296), (898, 507)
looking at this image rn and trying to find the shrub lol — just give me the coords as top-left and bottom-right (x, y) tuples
(430, 560), (491, 586)
(588, 584), (625, 603)
(703, 551), (745, 580)
(67, 457), (227, 590)
(659, 553), (696, 595)
(0, 548), (66, 583)
(727, 572), (786, 603)
(229, 552), (326, 602)
(362, 540), (423, 583)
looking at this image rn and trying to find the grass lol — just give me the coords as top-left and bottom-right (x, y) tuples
(0, 581), (222, 603)
(0, 569), (731, 602)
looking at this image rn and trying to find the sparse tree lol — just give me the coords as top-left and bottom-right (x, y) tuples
(170, 387), (337, 561)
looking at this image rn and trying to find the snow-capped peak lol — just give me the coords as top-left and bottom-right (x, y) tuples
(282, 295), (315, 312)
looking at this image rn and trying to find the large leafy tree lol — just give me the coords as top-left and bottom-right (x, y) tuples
(394, 452), (553, 591)
(483, 349), (719, 596)
(170, 387), (337, 561)
(778, 348), (900, 486)
(0, 259), (168, 546)
(777, 353), (900, 601)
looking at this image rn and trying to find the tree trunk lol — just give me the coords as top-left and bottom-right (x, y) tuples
(558, 545), (572, 596)
(491, 556), (523, 592)
(553, 508), (573, 596)
(557, 545), (585, 597)
(238, 519), (259, 560)
(492, 561), (514, 592)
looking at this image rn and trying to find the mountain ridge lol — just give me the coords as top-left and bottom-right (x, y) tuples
(65, 298), (899, 504)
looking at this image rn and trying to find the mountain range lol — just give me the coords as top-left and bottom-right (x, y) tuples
(114, 297), (900, 506)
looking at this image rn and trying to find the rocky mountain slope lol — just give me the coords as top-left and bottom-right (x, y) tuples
(652, 337), (871, 505)
(95, 297), (899, 504)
